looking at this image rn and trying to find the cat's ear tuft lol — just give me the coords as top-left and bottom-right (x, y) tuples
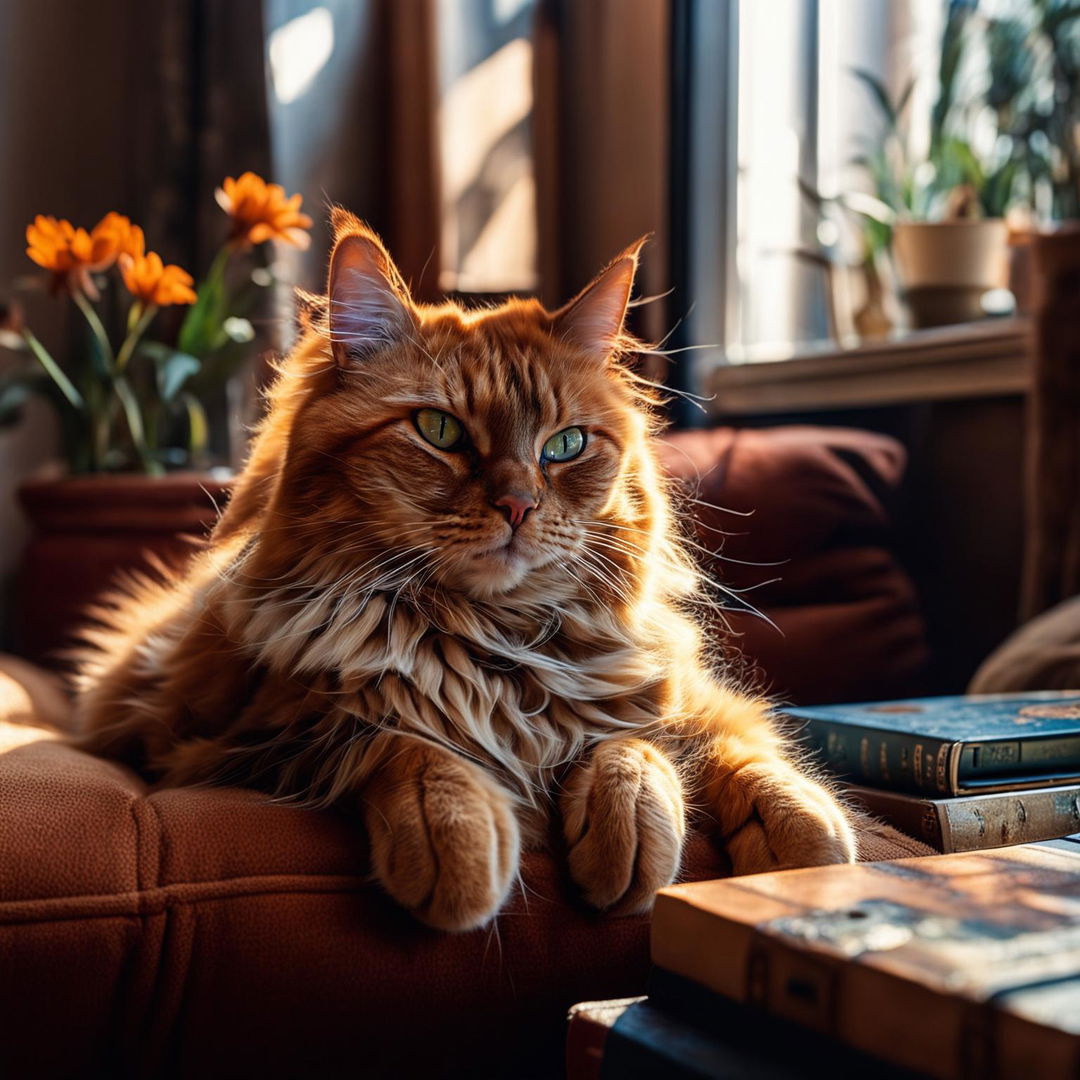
(330, 205), (362, 239)
(294, 287), (327, 335)
(553, 236), (648, 360)
(328, 227), (416, 366)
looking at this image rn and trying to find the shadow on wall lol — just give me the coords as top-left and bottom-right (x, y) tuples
(0, 0), (147, 608)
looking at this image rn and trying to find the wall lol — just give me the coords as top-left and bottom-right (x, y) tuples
(0, 0), (143, 627)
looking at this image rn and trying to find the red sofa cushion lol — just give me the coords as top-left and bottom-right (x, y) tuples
(658, 426), (928, 703)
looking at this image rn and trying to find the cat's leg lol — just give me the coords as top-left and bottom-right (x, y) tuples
(689, 684), (856, 875)
(560, 738), (686, 915)
(359, 737), (520, 931)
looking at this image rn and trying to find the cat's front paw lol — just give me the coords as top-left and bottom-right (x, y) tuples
(361, 743), (520, 931)
(715, 762), (856, 875)
(561, 739), (686, 915)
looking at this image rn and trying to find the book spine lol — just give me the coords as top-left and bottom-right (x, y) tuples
(566, 1002), (616, 1080)
(939, 788), (1080, 851)
(567, 996), (810, 1080)
(844, 788), (946, 849)
(801, 719), (955, 795)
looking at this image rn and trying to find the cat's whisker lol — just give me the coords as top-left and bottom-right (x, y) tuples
(683, 495), (755, 518)
(75, 217), (841, 940)
(578, 516), (756, 570)
(578, 517), (772, 569)
(570, 534), (777, 630)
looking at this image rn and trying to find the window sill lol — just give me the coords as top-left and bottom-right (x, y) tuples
(708, 317), (1032, 416)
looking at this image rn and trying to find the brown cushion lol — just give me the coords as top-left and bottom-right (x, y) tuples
(969, 595), (1080, 693)
(658, 426), (928, 703)
(0, 654), (71, 730)
(0, 716), (931, 1078)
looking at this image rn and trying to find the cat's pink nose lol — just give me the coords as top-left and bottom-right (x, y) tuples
(493, 491), (536, 530)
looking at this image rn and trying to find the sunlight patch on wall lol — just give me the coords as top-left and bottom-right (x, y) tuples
(494, 0), (532, 25)
(269, 7), (335, 106)
(436, 12), (538, 294)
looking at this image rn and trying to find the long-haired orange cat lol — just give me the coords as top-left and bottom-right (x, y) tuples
(75, 211), (854, 930)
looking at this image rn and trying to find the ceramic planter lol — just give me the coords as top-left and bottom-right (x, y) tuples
(15, 470), (233, 666)
(892, 220), (1009, 328)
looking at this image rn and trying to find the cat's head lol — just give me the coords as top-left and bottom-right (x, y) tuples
(228, 212), (670, 605)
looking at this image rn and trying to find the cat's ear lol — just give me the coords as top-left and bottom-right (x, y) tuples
(553, 236), (648, 360)
(327, 219), (416, 366)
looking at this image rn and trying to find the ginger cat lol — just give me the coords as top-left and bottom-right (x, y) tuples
(75, 211), (855, 931)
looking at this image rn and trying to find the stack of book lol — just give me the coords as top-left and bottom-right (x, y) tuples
(641, 844), (1080, 1078)
(566, 693), (1080, 1078)
(570, 843), (1080, 1077)
(789, 691), (1080, 852)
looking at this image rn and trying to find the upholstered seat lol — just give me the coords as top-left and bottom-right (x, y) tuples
(0, 710), (930, 1079)
(657, 425), (928, 703)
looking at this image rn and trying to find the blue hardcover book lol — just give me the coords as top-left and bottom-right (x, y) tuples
(788, 691), (1080, 796)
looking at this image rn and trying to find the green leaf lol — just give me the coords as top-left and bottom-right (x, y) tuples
(147, 346), (202, 402)
(21, 329), (84, 410)
(113, 374), (159, 474)
(180, 391), (209, 459)
(177, 245), (232, 358)
(1046, 2), (1080, 34)
(850, 68), (906, 131)
(943, 136), (986, 189)
(982, 157), (1021, 217)
(0, 371), (50, 425)
(932, 2), (974, 158)
(839, 191), (896, 225)
(894, 77), (917, 123)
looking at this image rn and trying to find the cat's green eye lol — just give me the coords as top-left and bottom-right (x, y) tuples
(541, 426), (585, 463)
(415, 408), (464, 450)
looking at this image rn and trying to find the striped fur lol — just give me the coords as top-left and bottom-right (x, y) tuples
(74, 214), (855, 928)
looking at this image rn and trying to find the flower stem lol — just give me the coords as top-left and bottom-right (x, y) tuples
(115, 374), (160, 475)
(73, 288), (158, 473)
(21, 329), (84, 410)
(115, 303), (158, 374)
(72, 290), (115, 368)
(210, 242), (234, 278)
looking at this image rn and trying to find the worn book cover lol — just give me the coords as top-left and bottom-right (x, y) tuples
(846, 783), (1080, 852)
(789, 691), (1080, 795)
(652, 846), (1080, 1080)
(566, 997), (804, 1080)
(566, 991), (915, 1079)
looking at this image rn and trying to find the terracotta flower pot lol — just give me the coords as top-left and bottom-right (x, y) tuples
(15, 470), (234, 667)
(892, 220), (1009, 328)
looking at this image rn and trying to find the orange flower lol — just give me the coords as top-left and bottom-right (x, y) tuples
(120, 239), (196, 307)
(215, 172), (313, 248)
(26, 212), (142, 297)
(90, 212), (143, 265)
(26, 215), (94, 296)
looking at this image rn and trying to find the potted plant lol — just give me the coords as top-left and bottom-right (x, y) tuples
(1, 173), (313, 662)
(850, 24), (1014, 330)
(973, 1), (1080, 309)
(854, 0), (1080, 327)
(799, 3), (1017, 337)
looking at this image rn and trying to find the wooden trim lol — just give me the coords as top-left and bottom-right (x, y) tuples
(1021, 230), (1080, 619)
(387, 0), (441, 302)
(707, 318), (1033, 416)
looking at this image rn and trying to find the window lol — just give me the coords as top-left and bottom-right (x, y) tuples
(674, 0), (945, 372)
